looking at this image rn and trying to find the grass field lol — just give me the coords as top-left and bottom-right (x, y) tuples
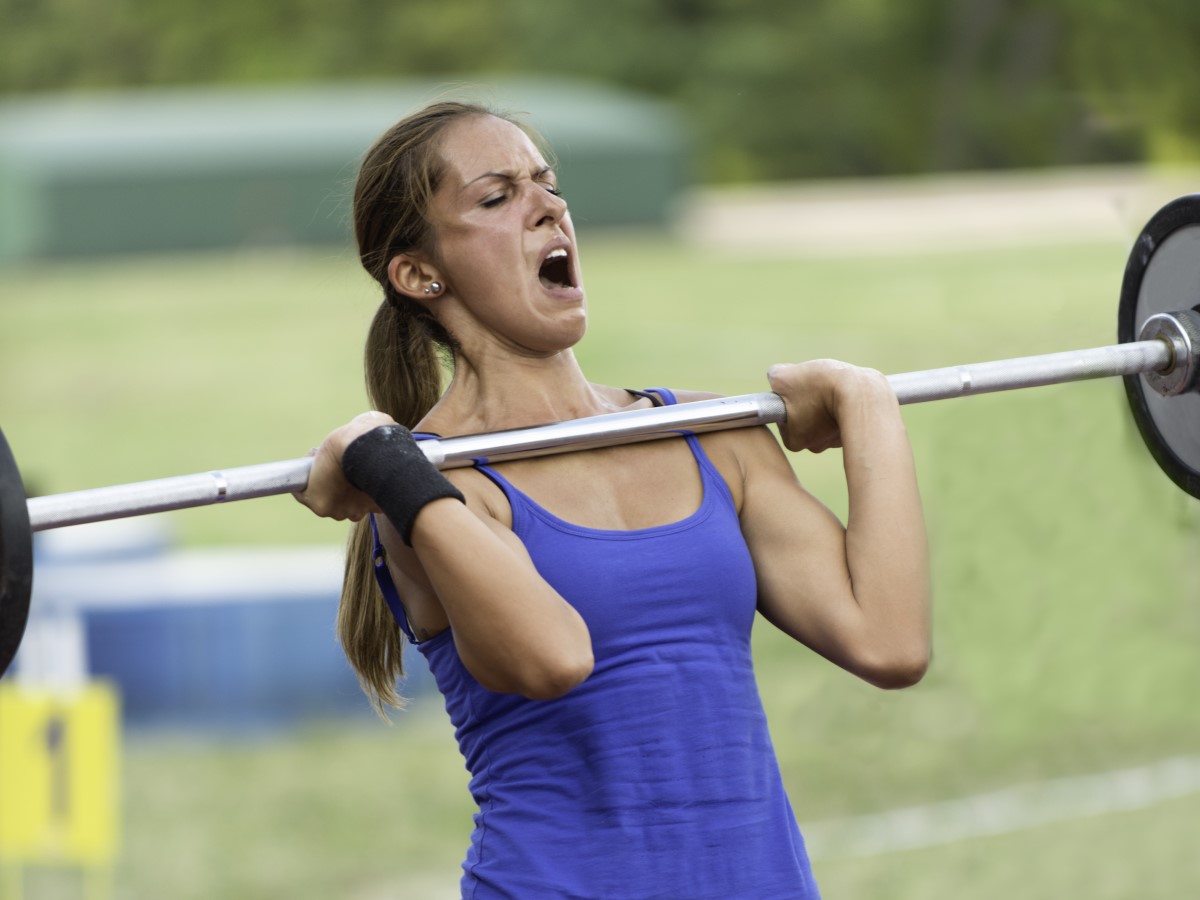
(1, 226), (1198, 898)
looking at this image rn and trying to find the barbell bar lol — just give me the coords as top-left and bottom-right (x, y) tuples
(17, 333), (1186, 534)
(3, 194), (1200, 677)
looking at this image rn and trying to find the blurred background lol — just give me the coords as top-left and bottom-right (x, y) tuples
(1, 1), (1198, 898)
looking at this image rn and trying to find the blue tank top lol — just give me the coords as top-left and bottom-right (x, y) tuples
(374, 389), (819, 899)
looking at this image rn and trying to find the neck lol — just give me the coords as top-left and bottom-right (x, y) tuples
(422, 347), (630, 436)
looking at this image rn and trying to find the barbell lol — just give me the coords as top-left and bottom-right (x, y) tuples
(3, 194), (1200, 676)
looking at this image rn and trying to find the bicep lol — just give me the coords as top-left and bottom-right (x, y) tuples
(735, 430), (866, 661)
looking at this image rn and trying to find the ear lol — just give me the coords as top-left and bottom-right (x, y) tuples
(387, 253), (445, 301)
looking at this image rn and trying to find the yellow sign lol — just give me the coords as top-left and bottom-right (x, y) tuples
(0, 682), (120, 866)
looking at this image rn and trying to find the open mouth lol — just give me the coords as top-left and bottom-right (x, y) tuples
(538, 248), (574, 289)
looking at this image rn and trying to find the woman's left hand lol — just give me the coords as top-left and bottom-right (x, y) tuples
(766, 360), (897, 454)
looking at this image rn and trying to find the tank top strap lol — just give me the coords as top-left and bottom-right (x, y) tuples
(641, 387), (678, 406)
(470, 463), (537, 536)
(368, 512), (418, 643)
(638, 388), (732, 505)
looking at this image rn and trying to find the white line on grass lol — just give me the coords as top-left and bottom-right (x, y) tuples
(802, 755), (1200, 860)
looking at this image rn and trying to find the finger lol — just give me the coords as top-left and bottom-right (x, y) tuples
(766, 363), (800, 394)
(351, 410), (393, 426)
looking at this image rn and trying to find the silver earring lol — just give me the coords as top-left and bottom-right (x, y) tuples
(424, 281), (442, 296)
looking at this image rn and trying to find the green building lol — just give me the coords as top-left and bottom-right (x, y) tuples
(0, 78), (689, 261)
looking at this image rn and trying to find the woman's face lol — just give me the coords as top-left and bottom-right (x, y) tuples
(423, 114), (587, 358)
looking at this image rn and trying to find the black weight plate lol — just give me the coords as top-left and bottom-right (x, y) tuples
(1118, 195), (1200, 500)
(0, 428), (32, 676)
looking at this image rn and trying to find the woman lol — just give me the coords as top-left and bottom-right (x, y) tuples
(297, 100), (930, 898)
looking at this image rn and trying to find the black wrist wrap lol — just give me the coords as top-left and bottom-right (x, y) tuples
(341, 424), (465, 546)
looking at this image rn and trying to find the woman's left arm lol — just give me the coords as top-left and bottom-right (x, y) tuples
(736, 360), (931, 689)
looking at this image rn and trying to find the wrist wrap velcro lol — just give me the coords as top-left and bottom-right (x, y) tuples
(341, 424), (465, 546)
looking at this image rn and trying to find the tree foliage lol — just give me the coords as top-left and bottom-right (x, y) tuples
(0, 0), (1187, 181)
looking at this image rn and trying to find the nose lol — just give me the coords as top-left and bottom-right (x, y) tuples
(530, 184), (567, 229)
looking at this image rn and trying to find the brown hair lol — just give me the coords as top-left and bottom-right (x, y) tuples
(339, 100), (496, 716)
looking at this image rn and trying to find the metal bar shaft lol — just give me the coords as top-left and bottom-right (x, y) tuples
(25, 338), (1173, 532)
(887, 338), (1171, 404)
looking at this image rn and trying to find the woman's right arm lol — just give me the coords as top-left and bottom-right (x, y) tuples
(296, 413), (593, 700)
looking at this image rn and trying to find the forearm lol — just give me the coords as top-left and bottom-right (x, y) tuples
(407, 499), (594, 699)
(838, 381), (931, 681)
(340, 424), (592, 698)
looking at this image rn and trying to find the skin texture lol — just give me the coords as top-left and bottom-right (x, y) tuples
(297, 115), (931, 698)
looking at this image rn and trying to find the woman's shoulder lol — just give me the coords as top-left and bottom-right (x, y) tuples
(645, 387), (780, 453)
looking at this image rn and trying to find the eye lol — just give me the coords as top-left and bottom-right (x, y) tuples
(481, 194), (507, 209)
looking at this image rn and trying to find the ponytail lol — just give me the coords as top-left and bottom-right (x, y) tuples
(338, 293), (452, 716)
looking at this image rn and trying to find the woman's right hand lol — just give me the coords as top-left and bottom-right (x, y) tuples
(298, 410), (594, 698)
(294, 411), (397, 522)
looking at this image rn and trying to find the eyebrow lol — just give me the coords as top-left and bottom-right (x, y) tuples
(463, 166), (556, 191)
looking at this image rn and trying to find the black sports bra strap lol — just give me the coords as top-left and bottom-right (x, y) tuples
(625, 388), (665, 407)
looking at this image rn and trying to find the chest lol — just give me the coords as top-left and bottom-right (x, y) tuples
(486, 436), (757, 646)
(484, 434), (741, 532)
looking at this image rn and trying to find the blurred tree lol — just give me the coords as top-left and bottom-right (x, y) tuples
(0, 0), (1180, 181)
(923, 0), (1134, 171)
(1059, 0), (1200, 164)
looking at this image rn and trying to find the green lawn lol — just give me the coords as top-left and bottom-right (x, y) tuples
(1, 230), (1198, 898)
